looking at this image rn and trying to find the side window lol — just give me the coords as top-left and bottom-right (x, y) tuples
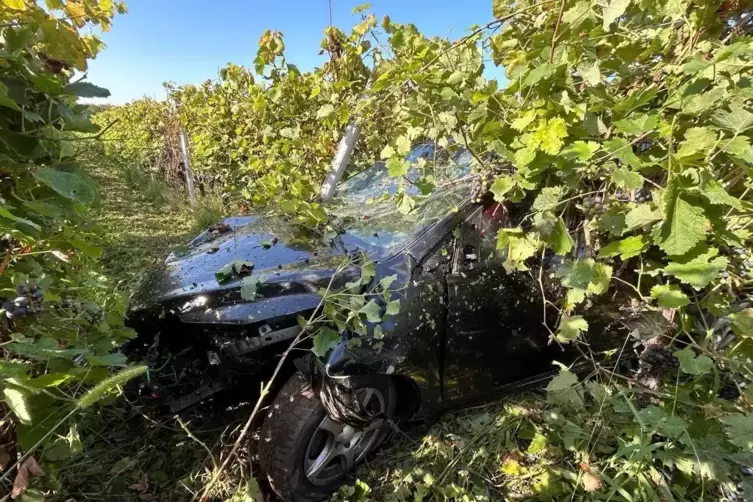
(455, 202), (507, 271)
(476, 202), (507, 262)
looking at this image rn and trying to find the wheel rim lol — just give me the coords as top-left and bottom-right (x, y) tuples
(303, 387), (386, 486)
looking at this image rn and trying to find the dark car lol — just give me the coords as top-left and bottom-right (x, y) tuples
(125, 144), (622, 501)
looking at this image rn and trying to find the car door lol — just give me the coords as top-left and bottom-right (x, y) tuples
(442, 203), (564, 405)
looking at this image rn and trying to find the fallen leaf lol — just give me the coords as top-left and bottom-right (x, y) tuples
(11, 456), (44, 498)
(129, 473), (149, 493)
(580, 463), (601, 492)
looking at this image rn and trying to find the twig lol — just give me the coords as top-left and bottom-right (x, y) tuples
(549, 0), (567, 63)
(176, 416), (218, 471)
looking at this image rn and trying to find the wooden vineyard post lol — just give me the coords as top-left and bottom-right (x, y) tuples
(178, 126), (197, 205)
(320, 122), (361, 203)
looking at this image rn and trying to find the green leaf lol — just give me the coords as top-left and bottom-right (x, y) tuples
(548, 217), (574, 256)
(720, 413), (753, 450)
(533, 186), (562, 212)
(674, 347), (713, 376)
(598, 235), (649, 259)
(722, 135), (753, 163)
(316, 103), (335, 119)
(395, 136), (411, 155)
(676, 127), (717, 158)
(0, 81), (20, 111)
(701, 179), (742, 209)
(650, 284), (690, 308)
(556, 315), (588, 342)
(312, 327), (341, 357)
(33, 166), (96, 205)
(527, 432), (549, 454)
(614, 113), (657, 136)
(240, 276), (263, 301)
(599, 207), (627, 236)
(396, 193), (415, 214)
(511, 110), (536, 131)
(3, 385), (32, 424)
(562, 1), (591, 27)
(656, 182), (708, 256)
(546, 369), (583, 408)
(447, 70), (464, 85)
(380, 145), (395, 159)
(67, 234), (102, 259)
(378, 274), (397, 291)
(604, 138), (641, 168)
(0, 130), (44, 158)
(664, 247), (727, 289)
(554, 259), (612, 306)
(577, 61), (601, 86)
(386, 157), (409, 177)
(533, 117), (568, 155)
(625, 204), (662, 230)
(385, 300), (400, 316)
(729, 308), (753, 337)
(597, 0), (630, 30)
(359, 300), (382, 323)
(3, 0), (26, 10)
(215, 260), (254, 282)
(523, 62), (557, 86)
(713, 107), (753, 133)
(681, 87), (724, 115)
(497, 228), (539, 271)
(561, 140), (600, 162)
(490, 176), (513, 202)
(62, 82), (111, 98)
(611, 168), (643, 190)
(0, 204), (41, 230)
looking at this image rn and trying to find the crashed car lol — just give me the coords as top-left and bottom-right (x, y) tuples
(125, 144), (624, 501)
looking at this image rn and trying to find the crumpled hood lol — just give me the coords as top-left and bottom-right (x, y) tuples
(128, 214), (349, 313)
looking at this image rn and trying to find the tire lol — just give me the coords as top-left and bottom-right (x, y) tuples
(258, 372), (396, 502)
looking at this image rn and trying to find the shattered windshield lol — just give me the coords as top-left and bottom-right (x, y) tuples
(329, 143), (473, 252)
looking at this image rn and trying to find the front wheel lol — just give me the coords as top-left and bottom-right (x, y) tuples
(258, 372), (395, 502)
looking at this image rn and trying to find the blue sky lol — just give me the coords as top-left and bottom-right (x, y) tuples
(85, 0), (500, 104)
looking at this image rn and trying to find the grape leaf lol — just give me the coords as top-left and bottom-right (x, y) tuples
(656, 182), (708, 256)
(387, 157), (409, 177)
(556, 315), (588, 342)
(730, 308), (753, 337)
(312, 327), (341, 357)
(546, 369), (583, 408)
(676, 127), (716, 158)
(701, 179), (743, 209)
(62, 82), (111, 98)
(359, 300), (382, 323)
(511, 110), (537, 131)
(533, 118), (568, 155)
(380, 145), (395, 159)
(395, 136), (411, 155)
(33, 166), (96, 205)
(577, 61), (601, 86)
(533, 186), (562, 212)
(722, 135), (753, 163)
(216, 260), (254, 282)
(720, 413), (753, 450)
(385, 300), (400, 316)
(561, 140), (600, 162)
(625, 204), (662, 230)
(548, 217), (574, 255)
(316, 103), (335, 119)
(604, 138), (641, 168)
(598, 235), (649, 259)
(674, 347), (713, 376)
(650, 284), (690, 308)
(664, 247), (727, 289)
(611, 168), (643, 190)
(713, 107), (753, 133)
(682, 87), (724, 115)
(597, 0), (630, 30)
(490, 176), (513, 201)
(614, 113), (657, 136)
(240, 277), (263, 301)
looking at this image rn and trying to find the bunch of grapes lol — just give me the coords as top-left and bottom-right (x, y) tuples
(2, 283), (43, 319)
(718, 381), (741, 401)
(634, 188), (652, 203)
(639, 345), (679, 372)
(731, 247), (752, 277)
(581, 195), (607, 217)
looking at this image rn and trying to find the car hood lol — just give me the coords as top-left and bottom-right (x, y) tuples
(128, 214), (356, 313)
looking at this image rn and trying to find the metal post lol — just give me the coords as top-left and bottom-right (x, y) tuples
(320, 122), (361, 203)
(179, 126), (196, 205)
